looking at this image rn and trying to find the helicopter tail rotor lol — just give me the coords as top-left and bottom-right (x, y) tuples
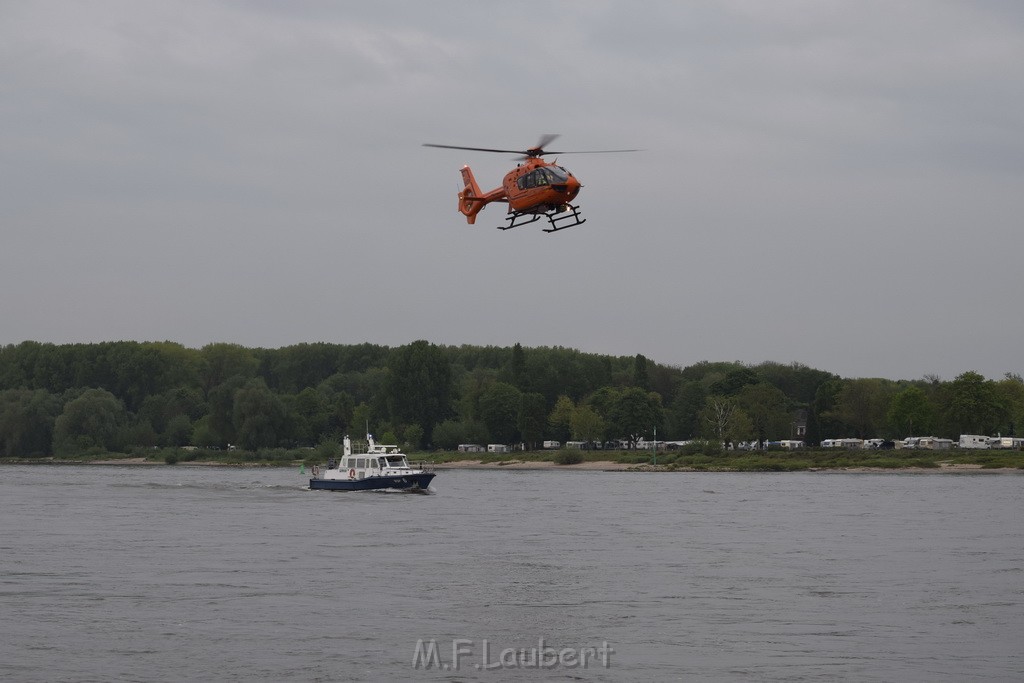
(458, 165), (485, 224)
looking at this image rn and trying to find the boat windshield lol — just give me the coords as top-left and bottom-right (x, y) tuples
(383, 456), (409, 467)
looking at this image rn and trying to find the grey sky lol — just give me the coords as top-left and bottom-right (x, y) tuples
(3, 1), (1022, 381)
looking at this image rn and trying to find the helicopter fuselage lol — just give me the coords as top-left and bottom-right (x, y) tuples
(426, 135), (632, 232)
(501, 158), (582, 214)
(455, 157), (584, 231)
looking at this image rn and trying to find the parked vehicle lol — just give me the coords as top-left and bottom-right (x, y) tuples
(959, 434), (991, 449)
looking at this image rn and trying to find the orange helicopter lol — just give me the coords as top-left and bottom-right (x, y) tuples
(423, 135), (637, 233)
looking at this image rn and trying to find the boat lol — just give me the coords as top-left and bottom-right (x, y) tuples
(309, 434), (435, 492)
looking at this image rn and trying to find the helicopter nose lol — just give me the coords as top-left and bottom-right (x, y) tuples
(554, 176), (581, 200)
(567, 176), (581, 199)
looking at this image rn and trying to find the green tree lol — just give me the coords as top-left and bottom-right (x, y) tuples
(754, 361), (838, 405)
(102, 342), (201, 412)
(478, 382), (522, 444)
(199, 343), (258, 394)
(666, 380), (705, 439)
(163, 414), (193, 447)
(736, 383), (790, 445)
(383, 341), (453, 444)
(633, 354), (650, 390)
(260, 342), (344, 394)
(607, 387), (664, 448)
(326, 390), (355, 436)
(0, 389), (60, 457)
(509, 342), (527, 391)
(350, 402), (373, 438)
(52, 388), (127, 455)
(826, 378), (894, 438)
(548, 395), (575, 442)
(570, 404), (606, 443)
(232, 378), (286, 450)
(518, 392), (547, 449)
(291, 387), (332, 445)
(887, 386), (935, 437)
(138, 385), (206, 434)
(698, 395), (752, 445)
(812, 379), (844, 440)
(122, 419), (158, 449)
(206, 376), (247, 446)
(943, 371), (1001, 436)
(994, 374), (1024, 436)
(456, 367), (498, 423)
(431, 419), (464, 450)
(585, 386), (620, 422)
(191, 416), (219, 448)
(709, 367), (761, 396)
(402, 423), (425, 450)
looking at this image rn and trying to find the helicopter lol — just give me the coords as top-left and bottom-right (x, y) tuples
(423, 135), (637, 233)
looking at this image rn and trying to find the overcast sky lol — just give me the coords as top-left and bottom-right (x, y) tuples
(3, 1), (1022, 381)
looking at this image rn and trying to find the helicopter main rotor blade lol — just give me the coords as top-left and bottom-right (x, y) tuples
(543, 149), (642, 155)
(424, 139), (641, 158)
(423, 143), (529, 155)
(533, 133), (560, 151)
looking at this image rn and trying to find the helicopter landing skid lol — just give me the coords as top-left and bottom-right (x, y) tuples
(498, 204), (586, 233)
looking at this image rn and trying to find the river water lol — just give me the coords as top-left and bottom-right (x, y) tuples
(1, 465), (1021, 682)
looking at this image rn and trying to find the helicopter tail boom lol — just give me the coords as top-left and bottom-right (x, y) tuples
(457, 165), (506, 224)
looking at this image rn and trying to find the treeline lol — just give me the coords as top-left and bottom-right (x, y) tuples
(0, 339), (1021, 458)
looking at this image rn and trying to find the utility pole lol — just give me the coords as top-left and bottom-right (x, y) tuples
(652, 425), (657, 466)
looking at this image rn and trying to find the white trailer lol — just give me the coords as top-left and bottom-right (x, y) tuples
(918, 437), (954, 450)
(958, 434), (991, 449)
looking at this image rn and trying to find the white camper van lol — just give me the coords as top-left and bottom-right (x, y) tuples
(958, 434), (991, 449)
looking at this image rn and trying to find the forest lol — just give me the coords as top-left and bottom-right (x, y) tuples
(0, 339), (1022, 458)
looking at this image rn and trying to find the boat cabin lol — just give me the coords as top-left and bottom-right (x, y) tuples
(340, 453), (413, 479)
(320, 434), (416, 481)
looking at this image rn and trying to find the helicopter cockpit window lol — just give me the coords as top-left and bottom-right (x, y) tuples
(546, 166), (569, 182)
(518, 170), (547, 190)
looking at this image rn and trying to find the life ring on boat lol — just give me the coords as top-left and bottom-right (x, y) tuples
(348, 468), (356, 479)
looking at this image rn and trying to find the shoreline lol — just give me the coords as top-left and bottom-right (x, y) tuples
(432, 460), (1022, 474)
(3, 457), (1020, 474)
